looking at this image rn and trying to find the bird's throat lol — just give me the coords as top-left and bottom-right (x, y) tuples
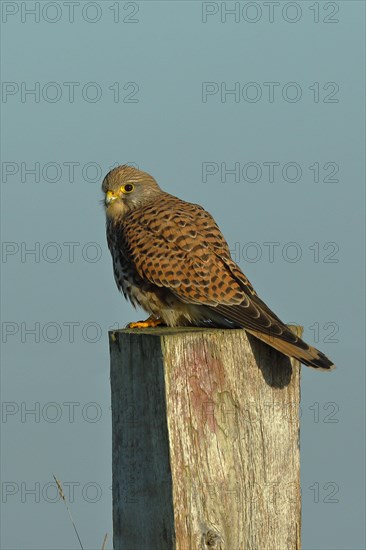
(106, 200), (128, 221)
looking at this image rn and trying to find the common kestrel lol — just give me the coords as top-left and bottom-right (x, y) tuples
(102, 165), (335, 370)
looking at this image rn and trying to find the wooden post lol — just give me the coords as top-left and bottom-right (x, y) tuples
(110, 327), (302, 550)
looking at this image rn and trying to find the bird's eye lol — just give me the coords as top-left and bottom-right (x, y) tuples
(121, 183), (134, 193)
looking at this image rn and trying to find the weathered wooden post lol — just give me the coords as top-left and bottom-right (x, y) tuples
(110, 327), (302, 550)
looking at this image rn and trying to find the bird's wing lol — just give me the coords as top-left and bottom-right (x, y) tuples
(122, 194), (289, 336)
(122, 193), (256, 305)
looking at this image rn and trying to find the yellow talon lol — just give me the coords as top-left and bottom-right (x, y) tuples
(127, 316), (165, 329)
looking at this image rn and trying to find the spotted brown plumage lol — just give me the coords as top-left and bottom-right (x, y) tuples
(102, 165), (335, 371)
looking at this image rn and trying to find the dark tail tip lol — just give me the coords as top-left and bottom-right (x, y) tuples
(302, 350), (336, 371)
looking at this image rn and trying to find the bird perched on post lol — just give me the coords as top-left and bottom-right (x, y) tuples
(102, 165), (335, 371)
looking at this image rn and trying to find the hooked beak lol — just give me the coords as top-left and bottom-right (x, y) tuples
(105, 191), (118, 206)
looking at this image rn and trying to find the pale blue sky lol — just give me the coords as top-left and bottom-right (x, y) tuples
(1, 2), (365, 549)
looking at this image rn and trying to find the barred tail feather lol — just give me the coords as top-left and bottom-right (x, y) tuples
(246, 329), (335, 371)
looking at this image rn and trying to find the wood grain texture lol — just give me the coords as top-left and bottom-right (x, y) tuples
(110, 327), (302, 550)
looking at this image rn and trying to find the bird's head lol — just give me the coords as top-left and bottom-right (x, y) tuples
(102, 165), (162, 219)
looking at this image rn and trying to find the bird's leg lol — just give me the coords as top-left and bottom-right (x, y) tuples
(127, 315), (165, 329)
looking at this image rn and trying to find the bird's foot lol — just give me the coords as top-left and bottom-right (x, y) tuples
(127, 316), (165, 329)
